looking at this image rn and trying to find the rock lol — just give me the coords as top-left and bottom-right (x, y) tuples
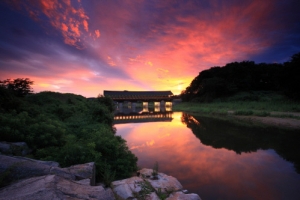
(0, 156), (201, 200)
(0, 142), (11, 154)
(76, 178), (91, 186)
(15, 156), (60, 167)
(112, 169), (200, 200)
(166, 192), (201, 200)
(148, 192), (160, 200)
(0, 142), (30, 156)
(111, 176), (144, 199)
(67, 162), (96, 186)
(49, 166), (76, 180)
(0, 155), (54, 182)
(139, 168), (183, 192)
(0, 155), (95, 185)
(0, 175), (115, 200)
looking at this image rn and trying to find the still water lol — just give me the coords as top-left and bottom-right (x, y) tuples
(114, 111), (300, 200)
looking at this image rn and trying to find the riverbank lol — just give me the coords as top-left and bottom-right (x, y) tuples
(173, 102), (300, 130)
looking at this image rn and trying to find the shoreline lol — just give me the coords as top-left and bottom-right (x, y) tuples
(180, 110), (300, 130)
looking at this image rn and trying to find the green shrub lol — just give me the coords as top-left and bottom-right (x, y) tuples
(0, 91), (137, 183)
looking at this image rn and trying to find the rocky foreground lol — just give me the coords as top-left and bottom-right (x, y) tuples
(0, 142), (201, 200)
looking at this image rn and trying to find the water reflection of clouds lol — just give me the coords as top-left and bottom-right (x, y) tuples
(115, 112), (300, 200)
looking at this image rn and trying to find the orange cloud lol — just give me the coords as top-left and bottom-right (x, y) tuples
(1, 0), (288, 97)
(95, 30), (100, 38)
(104, 1), (277, 94)
(6, 0), (95, 49)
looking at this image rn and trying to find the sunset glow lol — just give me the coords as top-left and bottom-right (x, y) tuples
(1, 0), (299, 96)
(115, 112), (300, 199)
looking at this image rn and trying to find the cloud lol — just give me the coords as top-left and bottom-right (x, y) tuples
(146, 61), (153, 67)
(100, 0), (288, 93)
(94, 29), (100, 38)
(1, 0), (299, 97)
(4, 0), (95, 49)
(156, 68), (168, 73)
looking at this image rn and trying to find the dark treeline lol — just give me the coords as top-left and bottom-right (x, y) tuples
(0, 80), (137, 185)
(181, 52), (300, 102)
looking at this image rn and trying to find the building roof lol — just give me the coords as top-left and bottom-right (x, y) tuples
(104, 90), (172, 96)
(103, 90), (173, 101)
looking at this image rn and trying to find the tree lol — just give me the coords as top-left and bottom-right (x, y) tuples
(280, 52), (300, 100)
(97, 94), (115, 113)
(0, 78), (33, 97)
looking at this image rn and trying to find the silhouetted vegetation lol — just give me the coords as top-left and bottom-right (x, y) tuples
(181, 52), (300, 102)
(0, 78), (33, 97)
(0, 84), (138, 181)
(174, 91), (300, 114)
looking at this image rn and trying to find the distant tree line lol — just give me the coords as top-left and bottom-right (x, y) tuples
(181, 52), (300, 102)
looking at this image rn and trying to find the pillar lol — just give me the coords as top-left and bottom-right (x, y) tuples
(132, 102), (136, 112)
(118, 102), (123, 113)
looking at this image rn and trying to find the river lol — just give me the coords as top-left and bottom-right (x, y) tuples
(114, 111), (300, 200)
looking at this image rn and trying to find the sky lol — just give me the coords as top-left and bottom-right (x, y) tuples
(0, 0), (299, 97)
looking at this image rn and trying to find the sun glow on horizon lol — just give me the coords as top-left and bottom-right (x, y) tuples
(1, 0), (298, 97)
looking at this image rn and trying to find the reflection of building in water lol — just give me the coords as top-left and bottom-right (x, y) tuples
(164, 101), (172, 111)
(114, 112), (173, 124)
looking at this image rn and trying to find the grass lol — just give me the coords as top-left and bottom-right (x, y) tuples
(173, 92), (300, 118)
(132, 180), (154, 200)
(152, 161), (159, 178)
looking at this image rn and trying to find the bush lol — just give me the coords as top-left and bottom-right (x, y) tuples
(0, 91), (137, 183)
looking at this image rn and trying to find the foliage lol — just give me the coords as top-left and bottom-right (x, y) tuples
(99, 161), (116, 187)
(133, 179), (174, 200)
(156, 188), (174, 200)
(133, 180), (154, 200)
(174, 91), (300, 118)
(280, 52), (300, 100)
(97, 94), (115, 113)
(0, 90), (138, 182)
(152, 161), (159, 178)
(0, 78), (33, 97)
(181, 52), (300, 102)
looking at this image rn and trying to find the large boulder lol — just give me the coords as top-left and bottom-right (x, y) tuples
(111, 176), (144, 199)
(112, 168), (201, 200)
(0, 155), (95, 186)
(0, 154), (58, 183)
(0, 175), (115, 200)
(166, 192), (202, 200)
(14, 156), (60, 167)
(0, 142), (30, 156)
(67, 162), (96, 186)
(139, 168), (183, 192)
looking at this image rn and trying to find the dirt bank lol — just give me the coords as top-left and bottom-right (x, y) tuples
(233, 113), (300, 130)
